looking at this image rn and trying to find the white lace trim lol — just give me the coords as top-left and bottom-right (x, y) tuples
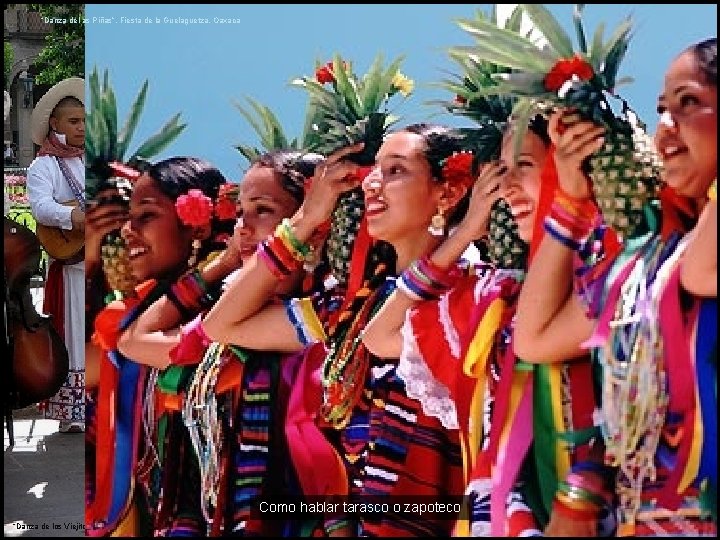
(439, 292), (461, 359)
(397, 310), (459, 430)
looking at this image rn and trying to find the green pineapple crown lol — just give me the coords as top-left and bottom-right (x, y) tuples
(449, 4), (635, 134)
(435, 5), (526, 130)
(85, 66), (187, 199)
(290, 53), (413, 165)
(233, 96), (325, 164)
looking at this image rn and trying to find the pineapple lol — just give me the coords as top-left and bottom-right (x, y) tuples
(449, 4), (663, 241)
(487, 198), (529, 270)
(437, 6), (535, 266)
(86, 66), (187, 297)
(290, 54), (413, 287)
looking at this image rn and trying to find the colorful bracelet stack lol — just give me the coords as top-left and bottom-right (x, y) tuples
(257, 219), (313, 279)
(544, 187), (600, 251)
(553, 468), (613, 521)
(397, 256), (463, 301)
(166, 269), (217, 319)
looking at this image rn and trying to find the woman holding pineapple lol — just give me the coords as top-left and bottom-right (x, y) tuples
(203, 126), (487, 536)
(85, 156), (235, 536)
(116, 150), (327, 537)
(514, 37), (717, 536)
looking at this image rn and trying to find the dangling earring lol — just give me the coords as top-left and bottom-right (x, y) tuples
(428, 208), (446, 237)
(188, 239), (202, 268)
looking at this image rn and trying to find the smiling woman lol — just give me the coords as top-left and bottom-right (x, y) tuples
(514, 36), (717, 536)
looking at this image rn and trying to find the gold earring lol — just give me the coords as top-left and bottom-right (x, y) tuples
(188, 238), (202, 268)
(428, 208), (445, 237)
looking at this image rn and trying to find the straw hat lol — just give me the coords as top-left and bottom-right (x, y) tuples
(31, 77), (84, 145)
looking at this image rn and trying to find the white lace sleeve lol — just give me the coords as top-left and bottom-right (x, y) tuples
(397, 309), (459, 430)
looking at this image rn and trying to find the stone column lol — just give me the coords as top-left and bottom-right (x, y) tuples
(15, 83), (35, 168)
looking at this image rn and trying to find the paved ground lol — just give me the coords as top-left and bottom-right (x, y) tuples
(4, 407), (85, 537)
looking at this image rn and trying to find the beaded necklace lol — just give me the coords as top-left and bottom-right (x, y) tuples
(600, 230), (688, 527)
(183, 341), (227, 528)
(321, 276), (396, 429)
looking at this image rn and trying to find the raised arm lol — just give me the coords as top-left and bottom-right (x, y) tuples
(117, 240), (242, 368)
(680, 194), (717, 297)
(513, 112), (603, 363)
(202, 143), (363, 351)
(363, 162), (503, 358)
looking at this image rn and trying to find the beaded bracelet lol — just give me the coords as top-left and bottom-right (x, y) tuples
(277, 219), (311, 261)
(169, 269), (217, 316)
(257, 240), (292, 279)
(266, 234), (302, 271)
(397, 257), (462, 302)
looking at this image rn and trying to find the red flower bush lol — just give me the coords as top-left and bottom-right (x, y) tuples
(544, 55), (594, 92)
(175, 189), (214, 227)
(441, 152), (475, 189)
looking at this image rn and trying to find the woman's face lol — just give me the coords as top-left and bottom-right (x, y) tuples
(121, 175), (194, 282)
(498, 130), (548, 243)
(361, 131), (443, 245)
(655, 49), (717, 198)
(233, 164), (301, 265)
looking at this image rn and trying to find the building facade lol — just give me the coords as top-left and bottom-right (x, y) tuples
(4, 5), (53, 168)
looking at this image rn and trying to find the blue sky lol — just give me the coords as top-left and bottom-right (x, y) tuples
(85, 4), (717, 182)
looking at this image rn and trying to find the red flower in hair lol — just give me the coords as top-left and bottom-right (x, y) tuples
(175, 189), (213, 227)
(441, 152), (475, 189)
(454, 95), (467, 105)
(215, 197), (237, 221)
(544, 55), (594, 92)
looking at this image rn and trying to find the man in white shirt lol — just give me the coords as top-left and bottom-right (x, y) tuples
(26, 77), (86, 433)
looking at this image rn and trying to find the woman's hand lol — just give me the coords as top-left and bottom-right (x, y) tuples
(296, 143), (365, 229)
(455, 160), (505, 241)
(85, 190), (129, 268)
(549, 109), (605, 200)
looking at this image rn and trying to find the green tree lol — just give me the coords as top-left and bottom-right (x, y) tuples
(4, 41), (14, 89)
(28, 4), (85, 85)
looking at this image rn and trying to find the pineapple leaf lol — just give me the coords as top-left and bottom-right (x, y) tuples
(129, 113), (187, 162)
(600, 20), (633, 88)
(521, 4), (574, 58)
(589, 22), (606, 71)
(102, 86), (118, 159)
(573, 4), (588, 54)
(332, 55), (361, 119)
(360, 54), (385, 116)
(117, 79), (149, 160)
(234, 143), (261, 163)
(509, 98), (537, 162)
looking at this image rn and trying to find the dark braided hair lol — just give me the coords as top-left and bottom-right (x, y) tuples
(689, 37), (717, 86)
(402, 123), (476, 229)
(253, 150), (325, 203)
(146, 156), (232, 264)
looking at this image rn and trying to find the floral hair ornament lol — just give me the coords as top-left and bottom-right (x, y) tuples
(440, 151), (476, 190)
(176, 189), (214, 228)
(214, 183), (238, 221)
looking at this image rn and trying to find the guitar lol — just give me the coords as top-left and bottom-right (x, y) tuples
(35, 200), (85, 263)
